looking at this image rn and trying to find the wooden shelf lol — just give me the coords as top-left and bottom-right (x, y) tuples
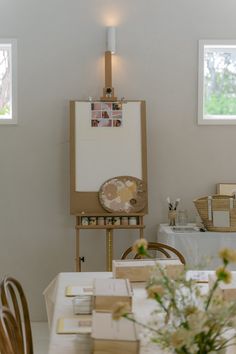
(76, 225), (145, 230)
(76, 212), (145, 217)
(74, 212), (145, 272)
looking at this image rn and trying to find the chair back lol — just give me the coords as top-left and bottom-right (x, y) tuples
(0, 306), (23, 354)
(121, 241), (186, 264)
(0, 277), (33, 354)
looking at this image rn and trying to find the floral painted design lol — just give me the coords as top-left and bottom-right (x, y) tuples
(99, 176), (146, 212)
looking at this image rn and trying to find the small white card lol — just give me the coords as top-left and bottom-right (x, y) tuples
(65, 286), (93, 297)
(186, 271), (212, 283)
(57, 316), (92, 334)
(213, 211), (230, 227)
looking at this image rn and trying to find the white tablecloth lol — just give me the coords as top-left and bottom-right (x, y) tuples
(45, 272), (161, 354)
(158, 224), (236, 270)
(44, 273), (110, 354)
(44, 272), (235, 354)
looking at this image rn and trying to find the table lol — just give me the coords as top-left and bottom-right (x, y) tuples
(45, 272), (159, 354)
(44, 273), (110, 354)
(44, 272), (235, 354)
(158, 224), (236, 270)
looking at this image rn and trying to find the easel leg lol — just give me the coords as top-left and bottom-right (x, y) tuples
(139, 216), (144, 239)
(76, 229), (81, 272)
(106, 229), (113, 271)
(139, 228), (144, 239)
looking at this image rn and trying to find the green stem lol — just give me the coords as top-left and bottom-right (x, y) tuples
(217, 333), (236, 350)
(205, 280), (219, 310)
(123, 314), (160, 334)
(205, 261), (230, 310)
(158, 266), (181, 316)
(154, 293), (169, 313)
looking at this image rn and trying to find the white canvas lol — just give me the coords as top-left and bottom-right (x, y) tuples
(75, 102), (142, 191)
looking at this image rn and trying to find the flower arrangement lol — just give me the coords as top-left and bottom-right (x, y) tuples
(167, 197), (181, 211)
(113, 239), (236, 354)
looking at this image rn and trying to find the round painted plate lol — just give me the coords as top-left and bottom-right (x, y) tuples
(99, 176), (147, 213)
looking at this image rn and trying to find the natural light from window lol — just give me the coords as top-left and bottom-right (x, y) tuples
(198, 40), (236, 125)
(0, 39), (17, 124)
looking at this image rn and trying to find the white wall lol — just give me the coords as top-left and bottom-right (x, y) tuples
(0, 0), (236, 320)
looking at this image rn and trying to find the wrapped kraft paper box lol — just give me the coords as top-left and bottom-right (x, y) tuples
(92, 311), (140, 354)
(93, 278), (132, 312)
(113, 259), (184, 282)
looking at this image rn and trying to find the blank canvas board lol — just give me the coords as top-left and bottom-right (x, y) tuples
(75, 102), (142, 192)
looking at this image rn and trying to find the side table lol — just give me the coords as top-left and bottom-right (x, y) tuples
(157, 224), (236, 270)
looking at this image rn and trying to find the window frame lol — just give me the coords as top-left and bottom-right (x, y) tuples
(0, 38), (17, 125)
(198, 39), (236, 125)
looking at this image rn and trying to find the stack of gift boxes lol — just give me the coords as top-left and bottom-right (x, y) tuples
(58, 259), (184, 354)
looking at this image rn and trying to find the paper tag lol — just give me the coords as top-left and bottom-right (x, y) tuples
(213, 211), (230, 228)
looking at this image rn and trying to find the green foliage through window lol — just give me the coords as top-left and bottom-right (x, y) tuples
(204, 48), (236, 116)
(0, 46), (11, 119)
(0, 104), (10, 116)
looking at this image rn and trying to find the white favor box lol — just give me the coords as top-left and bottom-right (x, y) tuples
(91, 311), (139, 354)
(93, 278), (132, 312)
(113, 259), (184, 282)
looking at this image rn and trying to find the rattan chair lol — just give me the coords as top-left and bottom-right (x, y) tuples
(121, 241), (186, 264)
(0, 277), (33, 354)
(0, 306), (23, 354)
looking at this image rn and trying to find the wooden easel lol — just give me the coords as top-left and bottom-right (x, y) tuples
(75, 214), (145, 272)
(100, 51), (117, 102)
(70, 49), (148, 272)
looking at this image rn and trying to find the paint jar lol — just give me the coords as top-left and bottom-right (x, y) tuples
(121, 216), (129, 225)
(89, 217), (97, 225)
(113, 216), (121, 225)
(81, 217), (89, 226)
(129, 217), (137, 225)
(97, 217), (105, 226)
(105, 216), (113, 225)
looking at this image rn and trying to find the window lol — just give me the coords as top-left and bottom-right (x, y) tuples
(0, 39), (17, 124)
(198, 40), (236, 125)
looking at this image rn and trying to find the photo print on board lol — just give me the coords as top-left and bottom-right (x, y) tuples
(91, 102), (123, 128)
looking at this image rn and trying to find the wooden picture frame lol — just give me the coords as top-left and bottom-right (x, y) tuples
(217, 183), (236, 196)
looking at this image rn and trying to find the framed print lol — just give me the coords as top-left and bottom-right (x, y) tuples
(217, 183), (236, 195)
